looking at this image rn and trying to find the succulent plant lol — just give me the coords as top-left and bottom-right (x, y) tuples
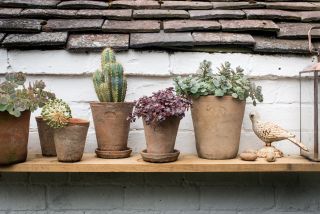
(0, 72), (55, 117)
(129, 87), (191, 126)
(93, 48), (127, 102)
(41, 99), (72, 129)
(173, 60), (263, 106)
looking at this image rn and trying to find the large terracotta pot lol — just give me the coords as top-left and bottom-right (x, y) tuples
(191, 96), (246, 159)
(36, 116), (56, 157)
(90, 102), (134, 153)
(54, 118), (89, 162)
(0, 111), (31, 165)
(143, 117), (180, 154)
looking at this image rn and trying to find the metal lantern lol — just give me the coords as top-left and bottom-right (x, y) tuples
(300, 26), (320, 161)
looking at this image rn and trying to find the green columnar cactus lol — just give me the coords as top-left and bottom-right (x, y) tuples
(41, 99), (72, 128)
(93, 48), (127, 102)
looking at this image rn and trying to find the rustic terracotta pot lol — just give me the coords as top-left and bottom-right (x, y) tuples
(143, 116), (180, 154)
(0, 111), (31, 165)
(191, 96), (246, 160)
(54, 118), (89, 162)
(36, 116), (56, 157)
(90, 102), (134, 155)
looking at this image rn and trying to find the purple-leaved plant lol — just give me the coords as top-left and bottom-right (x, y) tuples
(129, 87), (191, 125)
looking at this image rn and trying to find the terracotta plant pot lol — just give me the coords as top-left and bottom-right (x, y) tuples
(0, 111), (31, 165)
(90, 102), (134, 158)
(36, 116), (56, 157)
(191, 96), (246, 160)
(143, 116), (180, 154)
(54, 118), (89, 162)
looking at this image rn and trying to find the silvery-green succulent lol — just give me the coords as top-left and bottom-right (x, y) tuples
(41, 99), (72, 129)
(173, 60), (263, 106)
(0, 72), (55, 117)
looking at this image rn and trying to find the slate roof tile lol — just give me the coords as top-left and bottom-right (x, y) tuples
(102, 20), (160, 33)
(67, 34), (129, 51)
(57, 0), (108, 9)
(164, 20), (220, 32)
(43, 19), (104, 32)
(244, 9), (301, 21)
(0, 18), (44, 32)
(133, 9), (189, 19)
(277, 23), (320, 39)
(212, 2), (265, 10)
(265, 2), (319, 11)
(193, 32), (255, 46)
(0, 33), (5, 43)
(161, 1), (213, 10)
(20, 9), (78, 18)
(220, 19), (279, 32)
(301, 11), (320, 22)
(76, 9), (132, 20)
(189, 9), (245, 19)
(110, 0), (160, 9)
(0, 0), (60, 9)
(0, 8), (22, 18)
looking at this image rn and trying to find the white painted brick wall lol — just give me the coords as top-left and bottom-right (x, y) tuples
(0, 49), (319, 212)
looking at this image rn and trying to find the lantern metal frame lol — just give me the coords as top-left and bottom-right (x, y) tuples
(300, 26), (320, 161)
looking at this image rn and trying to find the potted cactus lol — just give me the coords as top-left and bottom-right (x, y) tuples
(174, 61), (263, 160)
(41, 99), (89, 162)
(90, 47), (134, 159)
(129, 88), (191, 163)
(0, 72), (55, 165)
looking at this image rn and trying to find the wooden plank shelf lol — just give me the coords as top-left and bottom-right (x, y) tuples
(0, 154), (320, 172)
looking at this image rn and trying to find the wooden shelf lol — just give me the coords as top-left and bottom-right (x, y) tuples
(0, 154), (320, 172)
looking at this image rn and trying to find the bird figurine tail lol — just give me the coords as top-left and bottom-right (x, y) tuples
(288, 137), (309, 151)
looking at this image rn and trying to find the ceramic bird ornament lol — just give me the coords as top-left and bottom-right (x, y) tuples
(249, 111), (309, 158)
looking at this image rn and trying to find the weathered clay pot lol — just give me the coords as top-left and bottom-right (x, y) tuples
(191, 96), (245, 160)
(54, 118), (89, 162)
(143, 116), (180, 154)
(36, 116), (56, 157)
(0, 111), (31, 165)
(90, 102), (134, 155)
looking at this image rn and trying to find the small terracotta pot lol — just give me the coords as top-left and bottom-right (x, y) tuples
(191, 96), (246, 160)
(54, 118), (89, 162)
(0, 111), (31, 165)
(36, 116), (56, 157)
(143, 117), (180, 154)
(90, 102), (134, 153)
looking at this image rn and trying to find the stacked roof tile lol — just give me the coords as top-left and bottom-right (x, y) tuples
(0, 0), (320, 54)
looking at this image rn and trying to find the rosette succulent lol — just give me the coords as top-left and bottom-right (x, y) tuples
(0, 72), (55, 117)
(129, 87), (191, 125)
(173, 60), (263, 106)
(41, 99), (72, 128)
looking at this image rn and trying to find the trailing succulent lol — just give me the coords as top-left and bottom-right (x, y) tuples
(0, 72), (55, 117)
(173, 60), (263, 106)
(41, 99), (72, 128)
(93, 48), (127, 102)
(129, 87), (191, 125)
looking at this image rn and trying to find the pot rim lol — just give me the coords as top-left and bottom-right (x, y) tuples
(191, 95), (246, 102)
(90, 101), (135, 106)
(67, 118), (90, 127)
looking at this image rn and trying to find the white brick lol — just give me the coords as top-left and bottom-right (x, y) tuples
(0, 49), (8, 73)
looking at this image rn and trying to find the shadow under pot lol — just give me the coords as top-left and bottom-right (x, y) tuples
(141, 116), (181, 163)
(54, 118), (89, 163)
(36, 116), (56, 157)
(90, 102), (134, 159)
(191, 96), (245, 160)
(0, 111), (31, 165)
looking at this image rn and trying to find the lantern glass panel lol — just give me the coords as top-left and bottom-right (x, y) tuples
(300, 71), (320, 161)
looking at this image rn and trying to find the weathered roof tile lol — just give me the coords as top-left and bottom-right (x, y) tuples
(244, 9), (301, 21)
(67, 34), (129, 51)
(220, 19), (279, 32)
(0, 18), (43, 32)
(0, 0), (60, 8)
(76, 9), (132, 20)
(301, 11), (320, 22)
(161, 1), (213, 10)
(20, 9), (78, 18)
(164, 20), (220, 32)
(130, 32), (193, 48)
(265, 2), (319, 11)
(193, 32), (255, 46)
(57, 0), (108, 9)
(2, 32), (68, 48)
(133, 9), (189, 19)
(102, 20), (160, 33)
(277, 23), (320, 39)
(0, 33), (5, 43)
(212, 2), (265, 10)
(110, 0), (160, 9)
(43, 19), (103, 32)
(253, 36), (310, 54)
(189, 10), (245, 19)
(0, 8), (22, 18)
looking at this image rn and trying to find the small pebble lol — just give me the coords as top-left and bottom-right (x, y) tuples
(240, 152), (257, 161)
(266, 152), (276, 162)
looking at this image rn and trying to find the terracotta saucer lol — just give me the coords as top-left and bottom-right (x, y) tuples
(140, 149), (180, 163)
(95, 148), (132, 159)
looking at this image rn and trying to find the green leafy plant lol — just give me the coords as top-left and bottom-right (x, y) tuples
(173, 60), (263, 105)
(41, 99), (72, 128)
(0, 72), (55, 117)
(93, 48), (127, 102)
